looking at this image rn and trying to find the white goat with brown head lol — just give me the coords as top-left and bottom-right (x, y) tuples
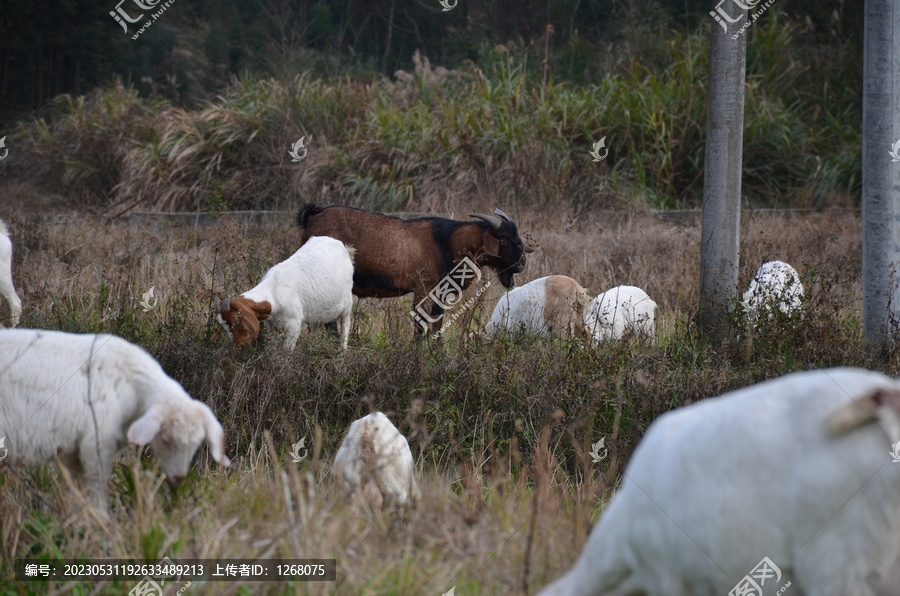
(214, 236), (356, 350)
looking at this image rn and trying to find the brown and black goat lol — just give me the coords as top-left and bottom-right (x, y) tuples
(297, 204), (531, 335)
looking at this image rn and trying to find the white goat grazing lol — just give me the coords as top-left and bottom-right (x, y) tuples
(537, 368), (900, 596)
(743, 260), (804, 324)
(484, 275), (591, 338)
(0, 219), (22, 326)
(584, 285), (657, 343)
(0, 329), (230, 515)
(214, 236), (355, 350)
(332, 412), (419, 509)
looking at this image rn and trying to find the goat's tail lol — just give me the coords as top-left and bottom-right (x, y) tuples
(296, 204), (325, 228)
(345, 245), (357, 265)
(0, 218), (8, 237)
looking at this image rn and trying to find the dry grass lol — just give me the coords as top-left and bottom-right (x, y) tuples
(0, 202), (884, 595)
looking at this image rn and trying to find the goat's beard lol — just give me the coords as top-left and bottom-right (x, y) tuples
(498, 270), (516, 289)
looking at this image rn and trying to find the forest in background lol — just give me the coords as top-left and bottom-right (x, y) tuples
(0, 0), (864, 210)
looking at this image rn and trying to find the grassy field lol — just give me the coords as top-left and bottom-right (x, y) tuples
(0, 197), (891, 595)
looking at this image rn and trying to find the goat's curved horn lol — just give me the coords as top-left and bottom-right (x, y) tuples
(469, 213), (502, 230)
(493, 208), (512, 223)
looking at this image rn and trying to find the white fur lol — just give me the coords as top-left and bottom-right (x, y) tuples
(585, 285), (657, 343)
(743, 260), (804, 324)
(225, 236), (354, 350)
(332, 412), (419, 508)
(484, 275), (591, 338)
(537, 368), (900, 596)
(0, 219), (22, 326)
(0, 329), (230, 515)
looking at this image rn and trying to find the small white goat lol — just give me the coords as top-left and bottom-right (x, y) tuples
(332, 412), (419, 509)
(214, 236), (355, 350)
(0, 218), (22, 326)
(584, 285), (657, 343)
(484, 275), (591, 338)
(0, 329), (230, 515)
(743, 260), (804, 324)
(537, 368), (900, 596)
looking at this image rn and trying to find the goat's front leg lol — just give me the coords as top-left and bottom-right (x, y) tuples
(78, 438), (114, 518)
(283, 321), (304, 351)
(410, 293), (444, 338)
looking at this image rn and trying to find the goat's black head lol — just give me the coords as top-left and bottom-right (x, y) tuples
(470, 208), (531, 289)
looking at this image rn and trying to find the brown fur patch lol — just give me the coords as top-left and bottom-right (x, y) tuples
(828, 388), (900, 435)
(217, 296), (272, 348)
(302, 212), (445, 297)
(543, 275), (592, 338)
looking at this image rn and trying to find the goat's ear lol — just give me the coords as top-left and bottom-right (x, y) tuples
(827, 388), (900, 436)
(200, 404), (230, 467)
(236, 304), (261, 340)
(249, 301), (272, 321)
(127, 407), (163, 445)
(481, 230), (500, 258)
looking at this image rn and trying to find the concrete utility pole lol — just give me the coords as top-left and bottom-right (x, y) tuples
(862, 0), (900, 350)
(699, 2), (747, 337)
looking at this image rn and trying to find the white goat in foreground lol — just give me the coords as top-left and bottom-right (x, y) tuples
(214, 236), (355, 350)
(537, 368), (900, 596)
(484, 275), (591, 338)
(743, 260), (804, 324)
(332, 412), (419, 509)
(0, 329), (230, 515)
(0, 218), (22, 326)
(584, 285), (657, 344)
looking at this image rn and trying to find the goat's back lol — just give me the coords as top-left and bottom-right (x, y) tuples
(486, 275), (589, 337)
(299, 205), (451, 296)
(333, 411), (417, 507)
(0, 329), (162, 463)
(0, 218), (11, 261)
(586, 285), (657, 342)
(249, 236), (354, 324)
(743, 260), (804, 314)
(540, 368), (900, 596)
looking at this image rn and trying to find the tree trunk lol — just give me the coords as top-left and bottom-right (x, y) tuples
(382, 0), (396, 74)
(698, 2), (748, 338)
(862, 0), (900, 351)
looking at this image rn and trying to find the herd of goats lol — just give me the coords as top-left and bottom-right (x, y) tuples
(2, 205), (900, 595)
